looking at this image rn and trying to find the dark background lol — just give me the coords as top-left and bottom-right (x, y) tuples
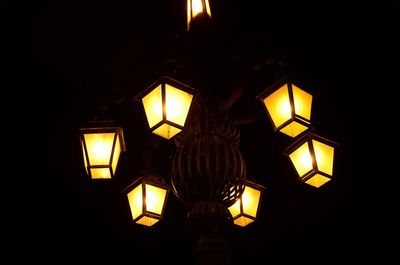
(2, 0), (399, 264)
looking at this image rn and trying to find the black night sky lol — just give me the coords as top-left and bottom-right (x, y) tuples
(2, 0), (399, 264)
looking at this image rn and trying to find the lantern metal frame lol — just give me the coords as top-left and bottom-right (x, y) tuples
(256, 75), (313, 137)
(79, 121), (126, 179)
(283, 131), (338, 186)
(136, 75), (197, 139)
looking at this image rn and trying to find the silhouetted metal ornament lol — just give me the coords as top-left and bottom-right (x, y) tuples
(187, 201), (232, 234)
(171, 96), (246, 207)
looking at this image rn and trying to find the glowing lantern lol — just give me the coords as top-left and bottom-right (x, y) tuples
(228, 180), (265, 227)
(123, 175), (170, 227)
(137, 76), (195, 140)
(284, 132), (338, 188)
(257, 77), (313, 138)
(79, 123), (126, 179)
(187, 0), (212, 30)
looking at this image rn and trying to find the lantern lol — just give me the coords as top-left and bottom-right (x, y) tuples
(187, 0), (212, 30)
(79, 123), (126, 179)
(137, 76), (195, 140)
(257, 77), (313, 138)
(123, 175), (170, 227)
(284, 132), (338, 188)
(228, 180), (265, 227)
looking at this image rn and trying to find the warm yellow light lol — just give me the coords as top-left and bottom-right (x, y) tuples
(145, 184), (167, 215)
(85, 133), (114, 165)
(81, 131), (124, 179)
(260, 80), (313, 138)
(141, 85), (163, 128)
(228, 199), (241, 219)
(205, 0), (211, 15)
(187, 0), (212, 30)
(242, 186), (261, 218)
(165, 84), (193, 127)
(127, 184), (143, 221)
(280, 122), (309, 138)
(313, 140), (334, 176)
(127, 183), (161, 227)
(90, 168), (111, 179)
(228, 183), (264, 227)
(234, 216), (255, 227)
(138, 77), (195, 140)
(125, 177), (170, 227)
(187, 0), (191, 29)
(263, 84), (291, 128)
(81, 142), (89, 175)
(289, 142), (313, 177)
(111, 136), (121, 176)
(136, 216), (159, 226)
(285, 133), (337, 188)
(292, 84), (312, 121)
(192, 0), (204, 17)
(152, 124), (182, 140)
(305, 174), (331, 188)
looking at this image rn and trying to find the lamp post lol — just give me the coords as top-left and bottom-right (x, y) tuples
(168, 93), (246, 265)
(77, 1), (338, 264)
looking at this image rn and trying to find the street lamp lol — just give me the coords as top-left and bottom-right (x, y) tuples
(79, 122), (126, 179)
(123, 175), (170, 227)
(77, 1), (338, 264)
(284, 132), (338, 188)
(136, 76), (196, 140)
(228, 180), (265, 227)
(257, 76), (313, 138)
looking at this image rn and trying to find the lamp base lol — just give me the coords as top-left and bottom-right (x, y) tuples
(187, 201), (233, 265)
(193, 233), (231, 265)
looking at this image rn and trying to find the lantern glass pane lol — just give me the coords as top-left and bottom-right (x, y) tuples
(127, 184), (143, 220)
(233, 216), (254, 227)
(205, 0), (211, 16)
(242, 186), (261, 218)
(145, 184), (167, 215)
(111, 135), (121, 175)
(90, 168), (111, 179)
(305, 174), (331, 188)
(84, 133), (115, 165)
(228, 198), (241, 218)
(153, 123), (181, 139)
(289, 142), (313, 177)
(187, 0), (191, 28)
(142, 85), (163, 128)
(192, 0), (204, 17)
(313, 140), (334, 175)
(81, 141), (89, 175)
(165, 84), (193, 126)
(292, 84), (312, 121)
(136, 216), (159, 227)
(280, 121), (308, 138)
(263, 84), (292, 128)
